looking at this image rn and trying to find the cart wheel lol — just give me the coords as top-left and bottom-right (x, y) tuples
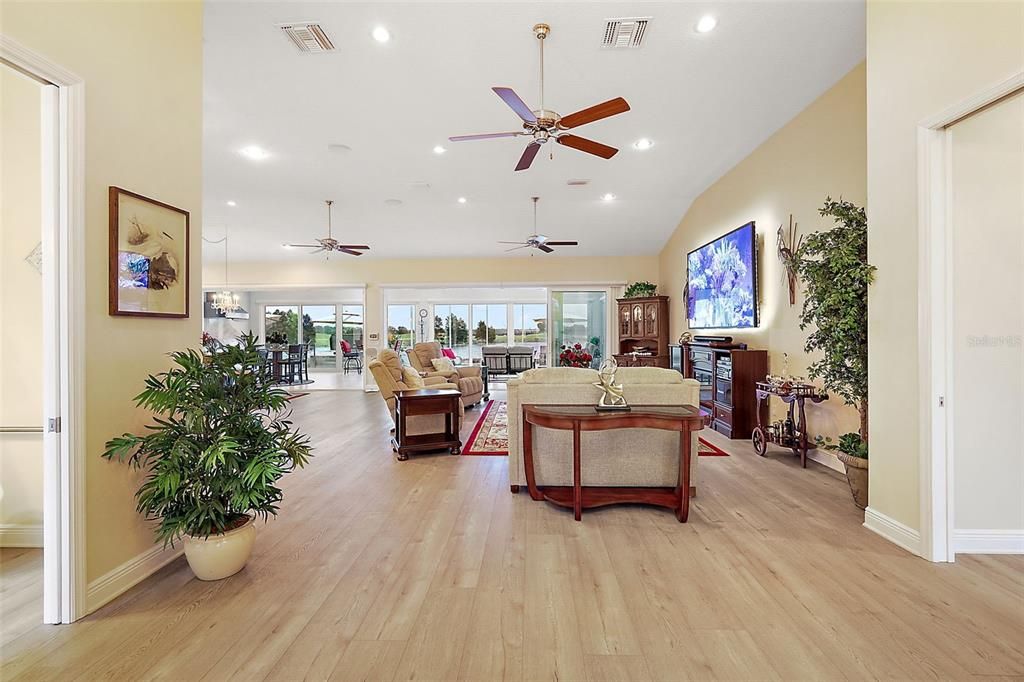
(752, 427), (768, 456)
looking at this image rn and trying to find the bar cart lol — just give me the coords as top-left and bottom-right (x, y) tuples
(751, 381), (828, 468)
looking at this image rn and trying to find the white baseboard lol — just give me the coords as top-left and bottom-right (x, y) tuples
(864, 506), (922, 556)
(807, 448), (845, 474)
(86, 543), (183, 614)
(953, 529), (1024, 555)
(0, 523), (44, 548)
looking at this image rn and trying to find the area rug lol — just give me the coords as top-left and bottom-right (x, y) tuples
(464, 400), (728, 458)
(463, 400), (509, 456)
(698, 437), (729, 457)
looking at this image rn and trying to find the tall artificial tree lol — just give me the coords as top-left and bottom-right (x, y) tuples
(796, 198), (875, 444)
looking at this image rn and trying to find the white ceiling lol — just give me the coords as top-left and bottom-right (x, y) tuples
(203, 1), (864, 262)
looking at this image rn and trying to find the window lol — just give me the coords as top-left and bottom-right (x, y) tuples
(551, 291), (607, 368)
(434, 304), (470, 360)
(302, 305), (336, 369)
(470, 304), (508, 359)
(387, 304), (415, 350)
(342, 305), (363, 350)
(264, 306), (299, 344)
(512, 303), (547, 363)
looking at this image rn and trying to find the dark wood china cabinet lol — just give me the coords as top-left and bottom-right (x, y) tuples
(613, 296), (670, 368)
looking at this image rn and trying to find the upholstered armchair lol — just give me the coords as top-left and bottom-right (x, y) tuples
(408, 342), (484, 406)
(368, 349), (462, 419)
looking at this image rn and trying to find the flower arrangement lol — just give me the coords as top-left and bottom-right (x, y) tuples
(559, 343), (593, 368)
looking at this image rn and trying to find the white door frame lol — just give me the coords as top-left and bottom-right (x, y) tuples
(1, 35), (87, 621)
(917, 71), (1024, 563)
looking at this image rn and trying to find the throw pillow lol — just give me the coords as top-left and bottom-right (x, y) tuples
(441, 347), (457, 360)
(341, 339), (352, 353)
(431, 358), (456, 374)
(402, 366), (425, 388)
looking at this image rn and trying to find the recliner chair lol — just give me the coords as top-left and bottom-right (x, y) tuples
(408, 342), (484, 406)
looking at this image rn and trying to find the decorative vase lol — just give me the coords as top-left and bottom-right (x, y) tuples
(836, 453), (868, 510)
(183, 517), (256, 581)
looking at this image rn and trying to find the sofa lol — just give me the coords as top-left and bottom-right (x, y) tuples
(408, 342), (484, 406)
(506, 366), (701, 495)
(368, 348), (464, 436)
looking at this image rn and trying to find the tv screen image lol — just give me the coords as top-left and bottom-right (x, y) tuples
(686, 221), (758, 329)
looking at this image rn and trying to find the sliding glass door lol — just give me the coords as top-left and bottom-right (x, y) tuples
(342, 305), (364, 350)
(470, 304), (508, 360)
(549, 291), (608, 368)
(264, 306), (299, 344)
(512, 303), (548, 364)
(434, 304), (470, 359)
(302, 305), (336, 369)
(387, 304), (415, 350)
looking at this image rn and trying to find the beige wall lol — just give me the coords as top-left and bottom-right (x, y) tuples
(866, 1), (1024, 531)
(658, 64), (867, 447)
(1, 2), (203, 580)
(0, 66), (44, 541)
(206, 255), (659, 356)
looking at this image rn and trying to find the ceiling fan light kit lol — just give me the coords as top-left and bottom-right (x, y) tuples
(450, 23), (631, 171)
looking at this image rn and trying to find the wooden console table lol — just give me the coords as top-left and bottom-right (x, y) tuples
(393, 388), (462, 461)
(521, 404), (705, 522)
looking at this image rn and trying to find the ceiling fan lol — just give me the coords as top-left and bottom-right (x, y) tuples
(449, 23), (630, 171)
(285, 200), (370, 256)
(500, 197), (578, 253)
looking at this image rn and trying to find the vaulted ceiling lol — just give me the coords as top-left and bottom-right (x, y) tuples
(202, 1), (865, 262)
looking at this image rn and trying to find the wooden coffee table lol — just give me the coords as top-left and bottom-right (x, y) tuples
(393, 388), (462, 461)
(521, 404), (705, 522)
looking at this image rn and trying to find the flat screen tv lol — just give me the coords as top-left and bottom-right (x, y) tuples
(686, 221), (758, 329)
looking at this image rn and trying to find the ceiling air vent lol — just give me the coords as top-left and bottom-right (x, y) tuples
(601, 17), (651, 49)
(278, 23), (336, 53)
(567, 179), (591, 186)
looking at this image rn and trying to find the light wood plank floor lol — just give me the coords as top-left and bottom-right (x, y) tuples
(2, 390), (1022, 680)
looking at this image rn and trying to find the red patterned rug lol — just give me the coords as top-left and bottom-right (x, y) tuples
(464, 400), (729, 457)
(463, 400), (509, 456)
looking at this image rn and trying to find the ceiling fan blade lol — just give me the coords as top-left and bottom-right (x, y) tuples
(286, 244), (322, 248)
(449, 132), (524, 142)
(515, 142), (542, 171)
(497, 241), (528, 245)
(556, 134), (619, 159)
(537, 244), (555, 253)
(340, 248), (364, 256)
(559, 97), (630, 130)
(338, 245), (370, 250)
(504, 245), (532, 252)
(545, 241), (578, 247)
(492, 87), (537, 123)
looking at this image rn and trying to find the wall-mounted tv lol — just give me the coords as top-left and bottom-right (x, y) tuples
(686, 221), (758, 329)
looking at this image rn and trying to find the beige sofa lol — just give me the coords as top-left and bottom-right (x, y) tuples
(506, 367), (701, 495)
(408, 342), (485, 407)
(368, 349), (464, 436)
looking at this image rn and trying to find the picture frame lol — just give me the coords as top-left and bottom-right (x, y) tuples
(108, 186), (190, 318)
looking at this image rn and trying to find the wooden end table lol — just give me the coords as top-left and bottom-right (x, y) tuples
(393, 389), (462, 461)
(522, 404), (705, 522)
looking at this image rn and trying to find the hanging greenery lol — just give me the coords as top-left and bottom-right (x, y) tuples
(102, 333), (312, 545)
(795, 197), (875, 448)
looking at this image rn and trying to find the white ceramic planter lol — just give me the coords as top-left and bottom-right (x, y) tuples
(183, 517), (256, 581)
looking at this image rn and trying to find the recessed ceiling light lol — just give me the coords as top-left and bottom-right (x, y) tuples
(695, 15), (718, 33)
(433, 145), (446, 155)
(226, 200), (237, 207)
(457, 197), (467, 204)
(239, 145), (270, 161)
(372, 26), (391, 43)
(633, 138), (654, 150)
(601, 193), (616, 202)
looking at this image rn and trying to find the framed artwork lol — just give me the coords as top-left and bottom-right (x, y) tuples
(108, 186), (190, 318)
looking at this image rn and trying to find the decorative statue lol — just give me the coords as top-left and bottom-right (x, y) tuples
(594, 358), (630, 411)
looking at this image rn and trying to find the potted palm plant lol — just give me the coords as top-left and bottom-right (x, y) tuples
(103, 333), (312, 580)
(796, 198), (875, 509)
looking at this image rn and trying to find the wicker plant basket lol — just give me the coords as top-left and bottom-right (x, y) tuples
(836, 452), (868, 510)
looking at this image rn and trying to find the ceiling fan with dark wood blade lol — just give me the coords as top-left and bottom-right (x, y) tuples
(285, 200), (370, 256)
(449, 23), (630, 172)
(499, 197), (579, 253)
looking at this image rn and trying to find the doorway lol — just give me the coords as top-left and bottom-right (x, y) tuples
(549, 289), (610, 369)
(920, 77), (1024, 561)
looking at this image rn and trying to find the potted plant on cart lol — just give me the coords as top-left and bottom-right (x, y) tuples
(795, 198), (875, 509)
(102, 333), (312, 580)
